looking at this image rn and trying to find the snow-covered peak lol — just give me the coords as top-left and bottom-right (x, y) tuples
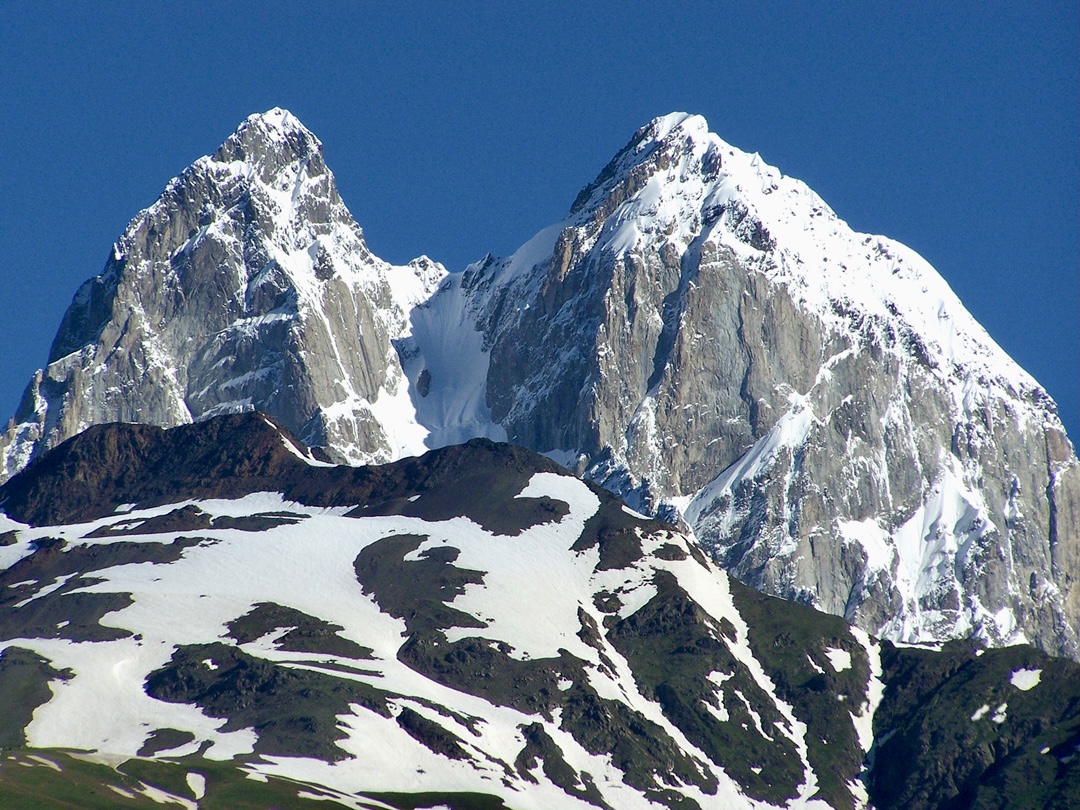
(406, 255), (449, 295)
(254, 106), (311, 134)
(469, 112), (1076, 658)
(209, 106), (325, 191)
(551, 112), (1043, 409)
(644, 111), (707, 143)
(228, 106), (321, 149)
(688, 120), (1041, 401)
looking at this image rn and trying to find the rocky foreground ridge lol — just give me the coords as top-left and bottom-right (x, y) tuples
(1, 109), (1077, 659)
(0, 414), (1076, 809)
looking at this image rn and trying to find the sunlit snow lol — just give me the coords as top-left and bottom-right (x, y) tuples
(823, 647), (852, 673)
(1010, 668), (1042, 691)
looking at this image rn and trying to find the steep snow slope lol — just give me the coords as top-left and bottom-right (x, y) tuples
(395, 270), (508, 448)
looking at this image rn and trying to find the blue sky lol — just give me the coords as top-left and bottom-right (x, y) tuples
(2, 2), (1077, 441)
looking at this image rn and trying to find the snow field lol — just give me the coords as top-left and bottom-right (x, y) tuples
(1, 469), (877, 807)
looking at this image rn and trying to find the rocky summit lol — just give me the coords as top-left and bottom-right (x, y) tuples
(1, 109), (1077, 662)
(0, 108), (444, 476)
(436, 113), (1079, 660)
(0, 414), (1076, 809)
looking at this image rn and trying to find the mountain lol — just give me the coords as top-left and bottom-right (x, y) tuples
(0, 108), (443, 476)
(0, 414), (1076, 809)
(439, 113), (1080, 659)
(1, 109), (1077, 661)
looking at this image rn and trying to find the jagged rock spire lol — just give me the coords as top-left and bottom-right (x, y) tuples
(0, 109), (439, 480)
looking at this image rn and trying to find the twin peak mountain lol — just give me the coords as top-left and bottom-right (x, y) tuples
(3, 107), (1077, 659)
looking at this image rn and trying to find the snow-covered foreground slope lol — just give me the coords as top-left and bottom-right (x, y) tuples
(1, 108), (1076, 661)
(0, 415), (1076, 809)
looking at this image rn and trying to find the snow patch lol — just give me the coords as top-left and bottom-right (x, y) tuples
(185, 772), (206, 800)
(992, 703), (1007, 724)
(823, 647), (851, 673)
(1010, 668), (1041, 691)
(848, 624), (884, 810)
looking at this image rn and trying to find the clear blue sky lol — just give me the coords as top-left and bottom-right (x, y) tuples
(2, 2), (1077, 441)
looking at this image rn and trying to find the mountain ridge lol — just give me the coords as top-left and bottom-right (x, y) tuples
(0, 413), (1076, 808)
(1, 108), (1076, 659)
(428, 111), (1079, 657)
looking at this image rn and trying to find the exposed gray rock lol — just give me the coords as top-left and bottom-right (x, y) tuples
(455, 113), (1080, 658)
(2, 109), (1076, 661)
(0, 109), (439, 477)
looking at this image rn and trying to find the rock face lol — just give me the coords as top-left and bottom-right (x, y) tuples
(2, 109), (1077, 660)
(437, 114), (1080, 659)
(0, 109), (439, 476)
(0, 415), (1076, 810)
